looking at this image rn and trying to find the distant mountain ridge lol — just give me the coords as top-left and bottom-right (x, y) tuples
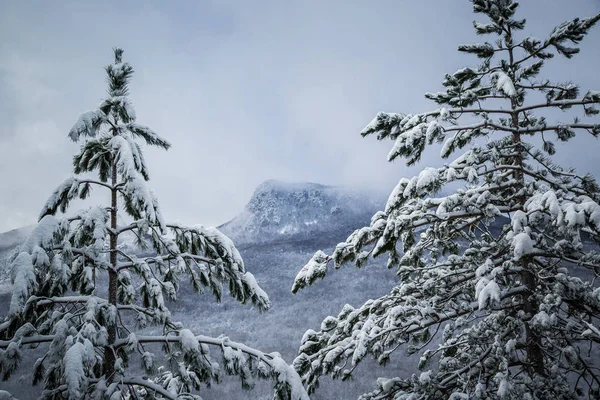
(0, 225), (34, 252)
(220, 179), (385, 244)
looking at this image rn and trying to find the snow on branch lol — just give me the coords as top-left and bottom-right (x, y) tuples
(99, 95), (136, 123)
(120, 176), (165, 231)
(71, 206), (109, 250)
(545, 13), (600, 58)
(8, 253), (37, 317)
(491, 71), (517, 97)
(68, 109), (106, 142)
(63, 337), (95, 399)
(109, 135), (149, 181)
(166, 224), (271, 310)
(126, 123), (171, 150)
(22, 215), (63, 253)
(38, 177), (83, 220)
(292, 250), (330, 294)
(293, 2), (600, 398)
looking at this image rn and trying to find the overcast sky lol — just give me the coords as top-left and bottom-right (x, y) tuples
(1, 0), (599, 232)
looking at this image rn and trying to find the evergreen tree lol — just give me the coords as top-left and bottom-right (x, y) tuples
(292, 1), (600, 398)
(0, 49), (308, 400)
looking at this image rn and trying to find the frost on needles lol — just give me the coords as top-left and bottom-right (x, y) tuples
(292, 1), (600, 399)
(0, 49), (308, 400)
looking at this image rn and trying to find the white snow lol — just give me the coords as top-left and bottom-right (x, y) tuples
(425, 120), (440, 142)
(563, 203), (585, 228)
(476, 278), (501, 310)
(23, 215), (60, 254)
(9, 252), (36, 316)
(39, 177), (80, 220)
(293, 250), (329, 290)
(63, 338), (95, 399)
(512, 232), (535, 260)
(377, 377), (400, 392)
(419, 370), (432, 384)
(580, 196), (600, 230)
(110, 135), (141, 181)
(76, 206), (108, 249)
(531, 311), (553, 329)
(497, 377), (510, 398)
(269, 355), (310, 400)
(125, 123), (171, 148)
(362, 114), (382, 135)
(492, 71), (516, 97)
(387, 123), (426, 161)
(511, 210), (527, 233)
(475, 259), (493, 278)
(505, 339), (517, 353)
(68, 109), (105, 141)
(191, 225), (245, 268)
(179, 329), (199, 353)
(441, 136), (455, 158)
(122, 176), (164, 230)
(385, 178), (410, 212)
(240, 271), (270, 307)
(0, 390), (15, 400)
(541, 190), (561, 219)
(439, 107), (450, 120)
(416, 167), (439, 193)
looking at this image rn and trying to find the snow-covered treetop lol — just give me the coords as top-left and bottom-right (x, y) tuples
(293, 1), (600, 399)
(1, 48), (307, 400)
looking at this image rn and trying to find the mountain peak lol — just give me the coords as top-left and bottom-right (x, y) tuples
(221, 180), (384, 244)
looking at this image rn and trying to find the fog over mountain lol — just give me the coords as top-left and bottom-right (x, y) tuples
(220, 179), (386, 244)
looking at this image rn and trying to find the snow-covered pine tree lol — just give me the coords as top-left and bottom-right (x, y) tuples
(0, 49), (308, 400)
(292, 2), (600, 399)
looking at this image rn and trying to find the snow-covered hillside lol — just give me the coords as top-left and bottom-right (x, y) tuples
(0, 225), (34, 290)
(0, 225), (34, 252)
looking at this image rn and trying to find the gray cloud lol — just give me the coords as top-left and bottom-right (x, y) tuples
(1, 0), (599, 231)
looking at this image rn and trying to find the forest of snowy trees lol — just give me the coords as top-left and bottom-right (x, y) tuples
(1, 0), (600, 399)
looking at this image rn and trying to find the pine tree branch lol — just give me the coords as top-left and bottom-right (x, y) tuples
(438, 346), (494, 388)
(116, 252), (216, 271)
(114, 334), (280, 368)
(301, 286), (528, 368)
(374, 286), (528, 342)
(442, 121), (598, 135)
(0, 334), (54, 348)
(34, 295), (102, 306)
(119, 377), (177, 400)
(115, 219), (146, 235)
(481, 165), (588, 195)
(78, 179), (115, 190)
(518, 98), (599, 113)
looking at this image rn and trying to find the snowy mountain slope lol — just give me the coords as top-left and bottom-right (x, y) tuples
(0, 225), (35, 252)
(0, 225), (35, 291)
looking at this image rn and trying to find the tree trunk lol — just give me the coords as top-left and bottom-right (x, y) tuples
(507, 28), (545, 376)
(104, 131), (119, 380)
